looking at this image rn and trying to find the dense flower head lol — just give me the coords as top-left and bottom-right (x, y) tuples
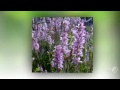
(51, 45), (63, 70)
(63, 20), (70, 26)
(47, 35), (54, 45)
(72, 22), (86, 65)
(60, 32), (68, 45)
(32, 37), (39, 52)
(60, 31), (70, 56)
(36, 23), (48, 41)
(32, 30), (40, 52)
(32, 31), (36, 38)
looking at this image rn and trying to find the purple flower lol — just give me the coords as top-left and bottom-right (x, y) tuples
(32, 37), (39, 52)
(34, 43), (39, 51)
(60, 32), (68, 45)
(38, 24), (42, 31)
(51, 45), (63, 70)
(47, 35), (54, 45)
(60, 31), (70, 56)
(64, 49), (70, 56)
(63, 20), (70, 25)
(72, 22), (86, 65)
(38, 30), (46, 40)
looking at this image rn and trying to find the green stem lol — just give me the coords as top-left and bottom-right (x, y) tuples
(36, 51), (40, 64)
(67, 59), (70, 73)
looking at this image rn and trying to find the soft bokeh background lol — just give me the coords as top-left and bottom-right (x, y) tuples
(0, 11), (119, 79)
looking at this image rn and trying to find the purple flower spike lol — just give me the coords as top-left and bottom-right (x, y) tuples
(47, 35), (54, 45)
(51, 45), (63, 70)
(72, 22), (86, 65)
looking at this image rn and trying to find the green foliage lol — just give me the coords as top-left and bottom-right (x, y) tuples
(86, 26), (91, 32)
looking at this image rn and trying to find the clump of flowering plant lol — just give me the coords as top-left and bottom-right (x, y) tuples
(32, 17), (93, 73)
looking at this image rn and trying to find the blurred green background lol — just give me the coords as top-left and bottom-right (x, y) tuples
(0, 11), (119, 79)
